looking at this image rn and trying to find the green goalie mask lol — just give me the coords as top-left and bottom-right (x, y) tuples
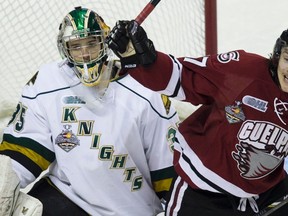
(57, 6), (110, 86)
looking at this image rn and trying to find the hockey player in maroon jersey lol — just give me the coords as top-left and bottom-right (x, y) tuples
(106, 21), (288, 215)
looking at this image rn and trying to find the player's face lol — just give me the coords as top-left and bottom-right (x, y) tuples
(277, 47), (288, 93)
(68, 36), (102, 64)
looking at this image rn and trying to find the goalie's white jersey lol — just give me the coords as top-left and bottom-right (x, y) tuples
(0, 60), (178, 216)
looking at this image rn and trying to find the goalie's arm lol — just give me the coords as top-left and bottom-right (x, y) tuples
(0, 155), (42, 216)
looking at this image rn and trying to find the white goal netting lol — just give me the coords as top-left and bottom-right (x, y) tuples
(0, 0), (216, 139)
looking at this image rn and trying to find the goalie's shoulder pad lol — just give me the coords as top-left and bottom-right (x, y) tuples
(13, 192), (43, 216)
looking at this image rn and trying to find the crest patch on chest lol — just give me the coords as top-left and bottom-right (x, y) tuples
(55, 125), (80, 152)
(225, 101), (245, 124)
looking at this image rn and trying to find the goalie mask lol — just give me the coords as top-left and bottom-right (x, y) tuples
(57, 7), (110, 86)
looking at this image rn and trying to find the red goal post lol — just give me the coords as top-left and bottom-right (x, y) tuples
(205, 0), (218, 55)
(0, 0), (217, 135)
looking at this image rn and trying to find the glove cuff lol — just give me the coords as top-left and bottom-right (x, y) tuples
(139, 39), (157, 66)
(121, 55), (139, 69)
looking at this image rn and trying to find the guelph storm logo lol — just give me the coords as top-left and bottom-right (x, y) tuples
(232, 120), (288, 179)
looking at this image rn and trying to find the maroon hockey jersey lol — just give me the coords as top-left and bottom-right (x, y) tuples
(130, 50), (288, 198)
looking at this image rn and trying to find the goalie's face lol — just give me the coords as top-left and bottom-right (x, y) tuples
(66, 35), (107, 87)
(66, 35), (103, 65)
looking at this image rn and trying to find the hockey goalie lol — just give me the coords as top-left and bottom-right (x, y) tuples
(0, 155), (42, 216)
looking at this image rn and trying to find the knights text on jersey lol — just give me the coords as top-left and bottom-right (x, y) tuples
(0, 60), (179, 216)
(131, 50), (288, 198)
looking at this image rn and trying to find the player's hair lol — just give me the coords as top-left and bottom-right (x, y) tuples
(269, 29), (288, 86)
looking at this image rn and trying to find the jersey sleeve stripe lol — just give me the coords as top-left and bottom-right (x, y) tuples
(153, 177), (173, 193)
(0, 141), (51, 170)
(2, 134), (55, 162)
(150, 166), (176, 181)
(0, 150), (43, 177)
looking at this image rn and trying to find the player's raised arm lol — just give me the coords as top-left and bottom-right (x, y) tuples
(106, 20), (176, 94)
(106, 20), (157, 69)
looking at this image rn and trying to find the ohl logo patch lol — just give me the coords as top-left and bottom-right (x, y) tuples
(225, 101), (246, 124)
